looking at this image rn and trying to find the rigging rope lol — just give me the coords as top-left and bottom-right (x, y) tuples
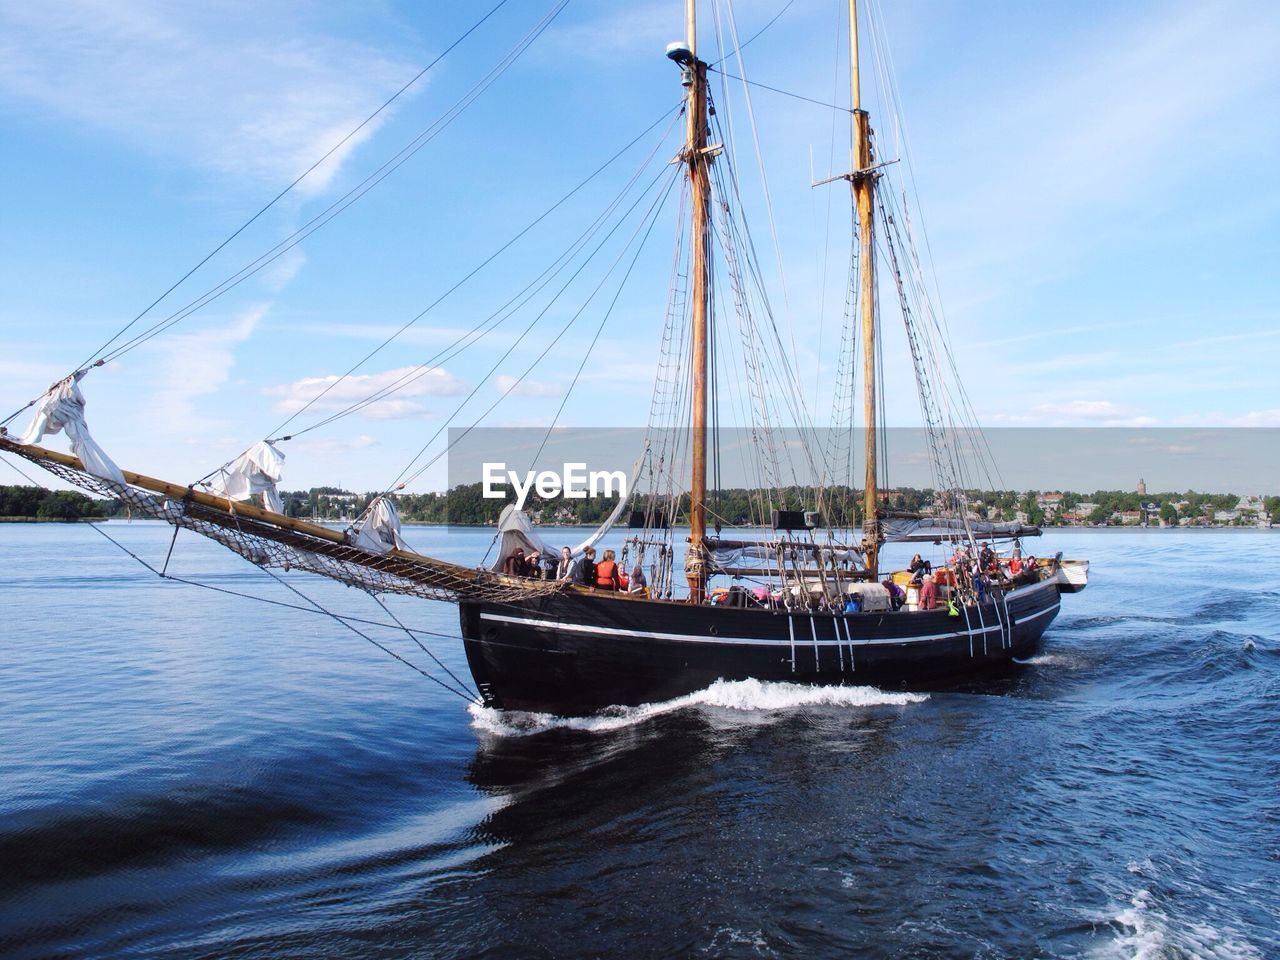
(78, 512), (480, 704)
(62, 1), (572, 374)
(707, 0), (796, 67)
(72, 0), (517, 375)
(388, 165), (683, 493)
(706, 67), (851, 114)
(268, 104), (685, 442)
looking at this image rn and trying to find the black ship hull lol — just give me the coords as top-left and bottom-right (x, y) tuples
(460, 577), (1063, 715)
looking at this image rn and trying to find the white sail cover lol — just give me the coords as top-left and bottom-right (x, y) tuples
(348, 495), (410, 554)
(488, 497), (630, 571)
(705, 538), (865, 569)
(880, 514), (1039, 542)
(15, 372), (125, 484)
(207, 441), (285, 513)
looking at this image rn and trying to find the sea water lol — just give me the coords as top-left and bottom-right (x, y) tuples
(0, 524), (1276, 958)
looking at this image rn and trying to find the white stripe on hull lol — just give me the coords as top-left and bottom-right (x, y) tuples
(479, 598), (1059, 648)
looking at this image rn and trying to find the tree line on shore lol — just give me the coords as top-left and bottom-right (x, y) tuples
(4, 482), (1276, 526)
(0, 485), (117, 520)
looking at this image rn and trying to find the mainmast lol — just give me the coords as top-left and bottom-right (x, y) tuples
(671, 0), (712, 603)
(849, 0), (880, 578)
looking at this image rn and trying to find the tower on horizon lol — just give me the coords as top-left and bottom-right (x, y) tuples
(1137, 478), (1147, 495)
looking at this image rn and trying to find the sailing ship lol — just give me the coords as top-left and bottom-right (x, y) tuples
(1, 0), (1086, 716)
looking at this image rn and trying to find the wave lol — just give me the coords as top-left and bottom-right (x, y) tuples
(1012, 653), (1079, 668)
(0, 788), (334, 890)
(469, 678), (927, 737)
(1088, 888), (1262, 960)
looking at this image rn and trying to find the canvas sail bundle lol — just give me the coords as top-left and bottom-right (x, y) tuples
(207, 441), (286, 513)
(880, 513), (1041, 544)
(12, 373), (124, 485)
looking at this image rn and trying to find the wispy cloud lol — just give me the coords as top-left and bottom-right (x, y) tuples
(1170, 408), (1280, 428)
(495, 374), (562, 398)
(986, 398), (1158, 427)
(290, 434), (378, 455)
(264, 365), (468, 420)
(149, 302), (269, 434)
(290, 322), (522, 350)
(0, 1), (419, 191)
(932, 0), (1280, 282)
(542, 3), (674, 63)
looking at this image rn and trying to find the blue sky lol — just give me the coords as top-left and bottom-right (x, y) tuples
(1, 0), (1277, 493)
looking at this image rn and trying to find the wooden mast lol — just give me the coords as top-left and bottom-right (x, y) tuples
(850, 0), (880, 578)
(684, 0), (712, 603)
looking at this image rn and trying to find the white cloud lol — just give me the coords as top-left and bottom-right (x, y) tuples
(1226, 409), (1280, 428)
(264, 365), (468, 419)
(0, 359), (68, 415)
(543, 3), (673, 62)
(495, 374), (563, 398)
(1033, 400), (1132, 420)
(0, 2), (418, 191)
(261, 247), (308, 293)
(290, 435), (378, 455)
(149, 302), (269, 433)
(931, 0), (1280, 282)
(293, 322), (521, 350)
(985, 398), (1160, 427)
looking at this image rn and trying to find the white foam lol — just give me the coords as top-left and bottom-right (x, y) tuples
(469, 677), (927, 737)
(1089, 889), (1262, 960)
(1012, 653), (1073, 667)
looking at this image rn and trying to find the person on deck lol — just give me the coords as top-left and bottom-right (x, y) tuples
(595, 549), (622, 591)
(881, 578), (905, 611)
(979, 543), (996, 573)
(628, 562), (648, 594)
(1021, 556), (1039, 585)
(573, 546), (597, 588)
(556, 546), (573, 580)
(501, 547), (528, 577)
(908, 553), (932, 583)
(526, 549), (546, 579)
(918, 575), (938, 610)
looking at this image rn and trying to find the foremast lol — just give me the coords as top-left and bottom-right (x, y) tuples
(850, 0), (881, 578)
(676, 0), (713, 604)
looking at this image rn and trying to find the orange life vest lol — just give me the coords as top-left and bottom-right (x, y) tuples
(595, 559), (619, 588)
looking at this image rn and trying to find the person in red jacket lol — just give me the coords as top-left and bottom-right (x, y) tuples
(918, 576), (938, 610)
(595, 548), (622, 590)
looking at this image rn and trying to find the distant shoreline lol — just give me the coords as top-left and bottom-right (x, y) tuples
(0, 517), (108, 524)
(2, 516), (1270, 532)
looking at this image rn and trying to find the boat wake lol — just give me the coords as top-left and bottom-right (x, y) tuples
(468, 678), (926, 737)
(1088, 886), (1263, 960)
(1012, 653), (1076, 667)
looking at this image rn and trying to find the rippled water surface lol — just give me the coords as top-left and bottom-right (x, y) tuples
(1, 524), (1277, 958)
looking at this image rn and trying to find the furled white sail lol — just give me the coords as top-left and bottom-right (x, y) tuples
(489, 496), (630, 572)
(14, 373), (124, 485)
(207, 441), (286, 513)
(348, 495), (410, 554)
(880, 513), (1040, 543)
